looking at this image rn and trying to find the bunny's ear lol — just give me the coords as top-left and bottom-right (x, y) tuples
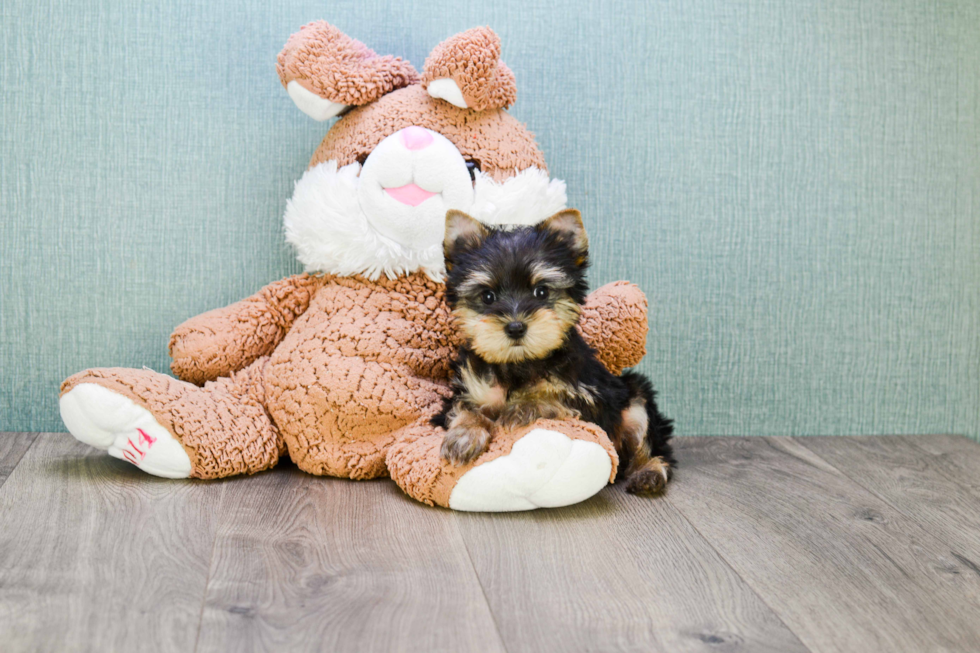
(422, 27), (517, 111)
(277, 21), (419, 121)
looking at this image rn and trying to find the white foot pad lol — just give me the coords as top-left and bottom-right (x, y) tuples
(449, 429), (613, 512)
(59, 383), (192, 479)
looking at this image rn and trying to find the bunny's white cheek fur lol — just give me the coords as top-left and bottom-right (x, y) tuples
(283, 130), (568, 281)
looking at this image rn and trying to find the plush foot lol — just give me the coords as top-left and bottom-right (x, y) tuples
(449, 428), (613, 511)
(59, 383), (192, 479)
(387, 418), (619, 512)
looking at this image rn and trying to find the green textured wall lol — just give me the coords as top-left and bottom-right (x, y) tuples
(2, 0), (978, 437)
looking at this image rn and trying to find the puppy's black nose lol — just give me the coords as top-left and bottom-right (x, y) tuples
(504, 321), (527, 340)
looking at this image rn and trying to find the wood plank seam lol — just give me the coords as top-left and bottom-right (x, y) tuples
(0, 432), (40, 491)
(665, 436), (980, 652)
(660, 492), (815, 652)
(193, 484), (228, 653)
(192, 470), (507, 652)
(454, 482), (811, 652)
(452, 514), (513, 653)
(0, 433), (225, 651)
(792, 436), (980, 531)
(791, 435), (980, 577)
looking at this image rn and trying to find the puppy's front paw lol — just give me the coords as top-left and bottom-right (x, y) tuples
(441, 426), (491, 466)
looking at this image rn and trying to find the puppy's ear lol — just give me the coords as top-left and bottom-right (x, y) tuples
(537, 209), (589, 259)
(444, 210), (489, 268)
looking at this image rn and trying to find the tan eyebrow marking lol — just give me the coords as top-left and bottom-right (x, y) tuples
(529, 261), (573, 288)
(455, 268), (496, 297)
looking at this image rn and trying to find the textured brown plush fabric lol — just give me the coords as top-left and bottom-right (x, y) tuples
(578, 281), (649, 375)
(60, 277), (646, 489)
(386, 418), (619, 508)
(262, 273), (456, 479)
(309, 85), (545, 181)
(169, 274), (322, 386)
(276, 21), (418, 105)
(421, 27), (518, 111)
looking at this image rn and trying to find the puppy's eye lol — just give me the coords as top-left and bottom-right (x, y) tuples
(481, 290), (496, 305)
(533, 286), (549, 300)
(465, 159), (481, 181)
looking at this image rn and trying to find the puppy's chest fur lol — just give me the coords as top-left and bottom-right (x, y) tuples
(451, 340), (605, 430)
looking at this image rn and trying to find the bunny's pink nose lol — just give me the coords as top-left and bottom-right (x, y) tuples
(401, 126), (433, 151)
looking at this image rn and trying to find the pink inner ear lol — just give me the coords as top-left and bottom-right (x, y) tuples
(385, 184), (438, 207)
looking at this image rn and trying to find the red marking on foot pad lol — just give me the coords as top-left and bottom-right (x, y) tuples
(122, 428), (157, 465)
(138, 428), (157, 447)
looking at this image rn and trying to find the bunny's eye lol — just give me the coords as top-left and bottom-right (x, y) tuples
(465, 159), (481, 181)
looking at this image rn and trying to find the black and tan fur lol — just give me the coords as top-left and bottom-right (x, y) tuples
(434, 209), (675, 494)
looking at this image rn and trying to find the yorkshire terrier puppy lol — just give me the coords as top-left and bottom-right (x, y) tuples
(434, 209), (675, 494)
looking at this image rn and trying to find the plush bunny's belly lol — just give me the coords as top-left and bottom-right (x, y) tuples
(263, 273), (456, 478)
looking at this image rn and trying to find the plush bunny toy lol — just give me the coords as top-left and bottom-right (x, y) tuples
(59, 22), (650, 511)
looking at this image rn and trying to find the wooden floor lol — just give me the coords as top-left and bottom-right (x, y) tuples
(1, 434), (980, 652)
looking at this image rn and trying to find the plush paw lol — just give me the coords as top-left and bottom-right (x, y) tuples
(449, 428), (613, 512)
(59, 383), (192, 479)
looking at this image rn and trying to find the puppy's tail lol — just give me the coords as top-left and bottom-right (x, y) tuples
(618, 371), (675, 495)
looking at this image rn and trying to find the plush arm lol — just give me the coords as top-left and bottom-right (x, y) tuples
(577, 281), (649, 375)
(169, 274), (321, 385)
